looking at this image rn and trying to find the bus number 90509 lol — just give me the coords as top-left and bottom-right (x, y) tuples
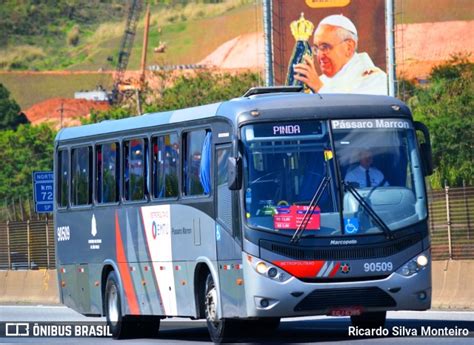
(364, 262), (393, 272)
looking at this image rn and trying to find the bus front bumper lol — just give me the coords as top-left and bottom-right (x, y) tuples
(242, 250), (431, 318)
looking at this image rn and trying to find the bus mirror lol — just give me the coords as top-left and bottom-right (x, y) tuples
(420, 142), (433, 176)
(227, 157), (242, 190)
(414, 121), (433, 176)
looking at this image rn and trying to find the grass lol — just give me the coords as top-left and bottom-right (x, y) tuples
(70, 2), (261, 71)
(0, 0), (472, 72)
(0, 46), (46, 70)
(0, 0), (258, 72)
(0, 73), (113, 110)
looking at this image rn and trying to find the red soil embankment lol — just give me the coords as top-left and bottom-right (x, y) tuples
(24, 98), (110, 128)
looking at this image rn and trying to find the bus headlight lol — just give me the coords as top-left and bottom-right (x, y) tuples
(416, 254), (428, 267)
(400, 254), (429, 277)
(256, 262), (268, 274)
(247, 255), (290, 282)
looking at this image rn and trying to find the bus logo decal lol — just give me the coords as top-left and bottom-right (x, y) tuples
(341, 263), (351, 274)
(91, 214), (97, 237)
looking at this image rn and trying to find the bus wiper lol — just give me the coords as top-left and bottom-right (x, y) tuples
(342, 181), (393, 240)
(290, 175), (331, 244)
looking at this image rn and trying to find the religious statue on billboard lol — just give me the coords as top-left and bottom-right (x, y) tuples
(285, 12), (314, 91)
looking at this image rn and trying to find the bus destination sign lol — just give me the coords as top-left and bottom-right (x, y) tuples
(247, 121), (323, 140)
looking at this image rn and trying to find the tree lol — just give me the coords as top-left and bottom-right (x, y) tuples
(0, 83), (28, 130)
(145, 71), (260, 113)
(409, 54), (473, 188)
(0, 124), (55, 201)
(83, 71), (260, 124)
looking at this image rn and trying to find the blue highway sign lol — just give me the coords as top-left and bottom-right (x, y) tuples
(33, 171), (54, 213)
(35, 203), (54, 213)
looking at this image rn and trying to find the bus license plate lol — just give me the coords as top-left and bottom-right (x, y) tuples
(328, 307), (363, 316)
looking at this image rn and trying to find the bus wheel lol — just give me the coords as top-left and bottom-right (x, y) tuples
(105, 271), (130, 339)
(350, 311), (386, 329)
(204, 273), (238, 343)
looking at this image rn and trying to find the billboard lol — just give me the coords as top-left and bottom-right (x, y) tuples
(272, 0), (388, 95)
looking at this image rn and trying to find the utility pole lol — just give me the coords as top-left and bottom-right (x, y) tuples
(386, 0), (396, 97)
(56, 100), (74, 129)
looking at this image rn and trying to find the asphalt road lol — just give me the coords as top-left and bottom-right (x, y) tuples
(0, 306), (473, 344)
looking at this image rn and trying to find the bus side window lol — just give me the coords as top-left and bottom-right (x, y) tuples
(216, 146), (233, 231)
(183, 129), (211, 196)
(152, 133), (179, 199)
(57, 149), (69, 208)
(97, 142), (119, 203)
(71, 146), (92, 206)
(124, 138), (147, 201)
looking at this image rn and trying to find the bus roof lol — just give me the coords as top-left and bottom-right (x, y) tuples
(55, 93), (411, 143)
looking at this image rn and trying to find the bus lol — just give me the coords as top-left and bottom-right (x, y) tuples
(54, 87), (433, 342)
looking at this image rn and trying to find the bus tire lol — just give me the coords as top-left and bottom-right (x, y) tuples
(350, 311), (386, 329)
(204, 272), (239, 343)
(105, 271), (131, 339)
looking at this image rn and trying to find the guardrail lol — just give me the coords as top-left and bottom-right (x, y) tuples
(0, 185), (472, 269)
(0, 218), (55, 270)
(429, 184), (473, 260)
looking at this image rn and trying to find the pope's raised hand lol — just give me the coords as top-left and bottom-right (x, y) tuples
(293, 55), (323, 92)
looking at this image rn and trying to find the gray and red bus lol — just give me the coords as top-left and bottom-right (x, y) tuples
(54, 88), (433, 342)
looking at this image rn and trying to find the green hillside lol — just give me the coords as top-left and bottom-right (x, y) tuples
(0, 0), (257, 71)
(0, 0), (471, 72)
(0, 72), (114, 110)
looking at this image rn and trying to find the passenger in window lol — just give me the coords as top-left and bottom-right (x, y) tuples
(344, 149), (388, 188)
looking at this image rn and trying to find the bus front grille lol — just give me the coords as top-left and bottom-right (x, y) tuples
(261, 233), (421, 260)
(294, 287), (396, 312)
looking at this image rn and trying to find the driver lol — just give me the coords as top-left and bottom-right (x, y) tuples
(344, 149), (387, 188)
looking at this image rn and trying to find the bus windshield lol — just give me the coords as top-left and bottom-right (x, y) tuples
(241, 118), (427, 238)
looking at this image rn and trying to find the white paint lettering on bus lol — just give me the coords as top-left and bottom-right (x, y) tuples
(375, 119), (409, 129)
(57, 226), (70, 242)
(332, 119), (410, 130)
(273, 125), (301, 135)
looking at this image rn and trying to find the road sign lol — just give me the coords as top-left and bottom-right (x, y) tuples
(35, 203), (54, 213)
(33, 171), (54, 213)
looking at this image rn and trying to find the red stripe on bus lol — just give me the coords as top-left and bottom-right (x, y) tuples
(329, 262), (341, 278)
(115, 212), (140, 315)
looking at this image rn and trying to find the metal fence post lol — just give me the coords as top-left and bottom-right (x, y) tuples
(463, 180), (471, 240)
(445, 181), (453, 260)
(11, 198), (15, 221)
(6, 220), (11, 270)
(46, 217), (51, 269)
(428, 191), (434, 234)
(27, 219), (31, 269)
(19, 196), (25, 221)
(3, 199), (7, 221)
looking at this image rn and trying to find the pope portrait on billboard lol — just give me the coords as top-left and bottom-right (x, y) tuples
(273, 0), (388, 96)
(292, 14), (388, 95)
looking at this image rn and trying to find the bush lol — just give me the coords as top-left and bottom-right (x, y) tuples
(409, 54), (473, 187)
(67, 25), (80, 46)
(0, 124), (55, 200)
(84, 71), (260, 124)
(0, 45), (46, 70)
(0, 83), (28, 130)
